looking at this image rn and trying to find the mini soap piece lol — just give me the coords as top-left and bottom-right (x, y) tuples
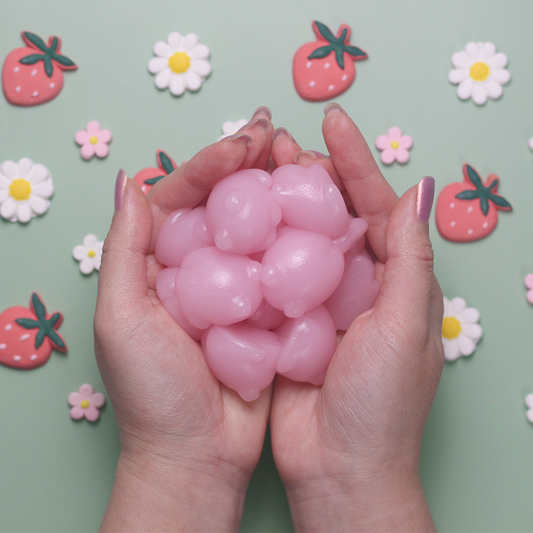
(525, 275), (533, 305)
(73, 234), (103, 274)
(436, 164), (512, 242)
(75, 121), (111, 160)
(219, 119), (247, 140)
(293, 21), (367, 102)
(448, 42), (510, 106)
(2, 31), (77, 106)
(68, 384), (105, 422)
(0, 293), (67, 370)
(133, 150), (178, 195)
(525, 394), (533, 424)
(0, 158), (53, 223)
(375, 127), (412, 165)
(148, 32), (211, 96)
(442, 296), (482, 362)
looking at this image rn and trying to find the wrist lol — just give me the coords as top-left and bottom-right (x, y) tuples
(101, 448), (251, 532)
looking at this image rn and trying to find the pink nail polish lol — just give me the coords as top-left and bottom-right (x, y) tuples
(416, 176), (435, 222)
(115, 169), (128, 212)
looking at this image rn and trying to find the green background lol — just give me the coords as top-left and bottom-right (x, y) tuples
(1, 1), (533, 531)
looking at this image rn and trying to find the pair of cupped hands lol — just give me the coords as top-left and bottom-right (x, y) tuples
(94, 104), (444, 532)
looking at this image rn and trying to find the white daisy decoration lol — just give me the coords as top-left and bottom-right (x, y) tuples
(0, 158), (54, 223)
(448, 42), (510, 105)
(442, 296), (483, 362)
(73, 234), (103, 275)
(218, 119), (248, 140)
(148, 32), (211, 96)
(525, 394), (533, 424)
(528, 137), (533, 159)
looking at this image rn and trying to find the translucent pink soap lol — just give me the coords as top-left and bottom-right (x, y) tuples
(154, 164), (380, 401)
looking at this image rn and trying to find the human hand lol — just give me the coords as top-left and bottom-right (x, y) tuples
(94, 108), (274, 532)
(269, 104), (444, 532)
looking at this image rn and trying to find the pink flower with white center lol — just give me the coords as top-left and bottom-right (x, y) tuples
(75, 121), (112, 160)
(375, 127), (412, 165)
(525, 274), (533, 305)
(68, 384), (105, 422)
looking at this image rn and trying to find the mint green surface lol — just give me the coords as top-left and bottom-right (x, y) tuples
(1, 1), (533, 531)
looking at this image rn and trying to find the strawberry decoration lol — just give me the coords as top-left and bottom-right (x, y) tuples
(133, 150), (178, 195)
(293, 21), (368, 102)
(436, 164), (512, 243)
(2, 31), (77, 107)
(0, 293), (67, 370)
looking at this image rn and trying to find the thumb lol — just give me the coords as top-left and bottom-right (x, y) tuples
(376, 176), (443, 336)
(97, 170), (153, 313)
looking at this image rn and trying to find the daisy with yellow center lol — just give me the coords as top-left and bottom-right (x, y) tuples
(0, 158), (54, 223)
(73, 234), (103, 275)
(442, 296), (483, 362)
(148, 32), (211, 96)
(448, 42), (510, 105)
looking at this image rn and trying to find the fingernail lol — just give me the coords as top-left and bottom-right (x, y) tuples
(416, 176), (435, 222)
(115, 169), (128, 212)
(251, 106), (272, 121)
(221, 133), (253, 147)
(324, 102), (347, 116)
(272, 127), (294, 143)
(293, 150), (328, 164)
(239, 117), (271, 132)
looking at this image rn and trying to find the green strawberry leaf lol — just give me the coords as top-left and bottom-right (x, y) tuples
(335, 48), (345, 70)
(32, 293), (46, 321)
(23, 32), (49, 53)
(308, 45), (334, 60)
(345, 45), (367, 57)
(465, 165), (484, 189)
(53, 54), (76, 68)
(489, 195), (512, 209)
(158, 151), (177, 175)
(144, 175), (166, 185)
(314, 21), (337, 43)
(19, 54), (46, 65)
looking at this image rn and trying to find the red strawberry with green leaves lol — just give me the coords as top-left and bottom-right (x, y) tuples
(436, 164), (512, 243)
(133, 150), (178, 195)
(0, 293), (67, 370)
(293, 21), (368, 102)
(2, 31), (77, 107)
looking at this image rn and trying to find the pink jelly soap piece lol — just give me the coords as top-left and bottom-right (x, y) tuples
(202, 324), (281, 402)
(332, 215), (368, 254)
(205, 169), (282, 255)
(155, 207), (214, 267)
(271, 163), (350, 237)
(275, 305), (337, 386)
(176, 246), (263, 329)
(156, 267), (204, 340)
(246, 299), (287, 330)
(261, 226), (345, 318)
(324, 249), (379, 331)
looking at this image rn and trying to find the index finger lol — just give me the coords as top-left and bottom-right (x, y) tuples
(322, 103), (398, 262)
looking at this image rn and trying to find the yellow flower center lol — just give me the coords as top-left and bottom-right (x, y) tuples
(89, 136), (99, 145)
(442, 316), (462, 340)
(81, 400), (90, 409)
(168, 51), (191, 74)
(391, 141), (400, 150)
(9, 178), (32, 201)
(88, 250), (96, 258)
(470, 61), (490, 82)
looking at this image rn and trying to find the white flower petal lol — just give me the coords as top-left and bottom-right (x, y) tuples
(148, 57), (169, 74)
(190, 59), (211, 77)
(155, 68), (173, 89)
(480, 42), (496, 61)
(73, 245), (87, 261)
(27, 163), (50, 185)
(0, 197), (16, 219)
(457, 333), (476, 356)
(27, 195), (49, 215)
(0, 175), (10, 190)
(451, 50), (472, 69)
(17, 158), (34, 178)
(449, 68), (469, 84)
(153, 41), (172, 58)
(458, 307), (480, 324)
(188, 44), (210, 60)
(457, 78), (474, 100)
(83, 234), (99, 248)
(79, 258), (96, 275)
(0, 189), (8, 202)
(491, 68), (511, 85)
(525, 394), (533, 409)
(486, 79), (503, 100)
(167, 32), (184, 51)
(443, 338), (460, 361)
(465, 42), (481, 61)
(488, 52), (508, 70)
(169, 74), (186, 95)
(527, 409), (533, 424)
(182, 33), (199, 52)
(450, 297), (467, 316)
(32, 179), (54, 199)
(471, 83), (488, 105)
(461, 323), (483, 341)
(1, 160), (19, 179)
(184, 70), (203, 91)
(17, 202), (32, 223)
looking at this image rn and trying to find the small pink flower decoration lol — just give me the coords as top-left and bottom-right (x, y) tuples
(375, 127), (413, 165)
(75, 121), (112, 160)
(525, 275), (533, 304)
(68, 384), (106, 422)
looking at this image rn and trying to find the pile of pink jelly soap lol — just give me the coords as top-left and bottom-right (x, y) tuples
(155, 163), (379, 401)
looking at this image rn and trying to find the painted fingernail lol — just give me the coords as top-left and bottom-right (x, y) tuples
(221, 133), (253, 147)
(324, 102), (347, 116)
(251, 106), (272, 121)
(239, 117), (271, 132)
(272, 127), (295, 143)
(114, 169), (128, 212)
(416, 176), (435, 222)
(293, 150), (328, 164)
